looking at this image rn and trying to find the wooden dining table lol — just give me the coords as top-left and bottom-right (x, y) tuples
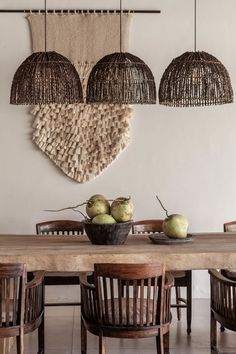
(1, 231), (236, 354)
(0, 232), (236, 271)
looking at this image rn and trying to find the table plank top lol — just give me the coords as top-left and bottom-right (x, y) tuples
(0, 233), (236, 271)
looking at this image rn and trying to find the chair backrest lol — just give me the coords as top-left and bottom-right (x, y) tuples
(209, 269), (236, 330)
(36, 220), (84, 235)
(94, 263), (166, 328)
(0, 263), (26, 336)
(132, 219), (163, 234)
(224, 220), (236, 232)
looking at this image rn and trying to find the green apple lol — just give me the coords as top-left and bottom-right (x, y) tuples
(86, 195), (110, 219)
(163, 214), (188, 239)
(92, 214), (116, 224)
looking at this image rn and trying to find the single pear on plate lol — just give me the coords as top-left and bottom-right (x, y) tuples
(163, 214), (189, 239)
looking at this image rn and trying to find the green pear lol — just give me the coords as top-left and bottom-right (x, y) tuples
(92, 214), (117, 224)
(163, 214), (188, 239)
(86, 195), (110, 219)
(111, 197), (134, 222)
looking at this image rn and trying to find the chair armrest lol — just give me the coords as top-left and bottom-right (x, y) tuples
(79, 272), (95, 290)
(25, 271), (45, 324)
(80, 273), (98, 322)
(209, 269), (236, 286)
(163, 272), (174, 324)
(209, 269), (236, 320)
(26, 270), (45, 289)
(165, 272), (174, 289)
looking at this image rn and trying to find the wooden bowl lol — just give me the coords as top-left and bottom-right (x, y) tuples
(83, 220), (132, 245)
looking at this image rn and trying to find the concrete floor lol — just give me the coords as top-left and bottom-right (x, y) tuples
(11, 299), (236, 354)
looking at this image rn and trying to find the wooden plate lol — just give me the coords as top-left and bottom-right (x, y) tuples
(149, 233), (193, 245)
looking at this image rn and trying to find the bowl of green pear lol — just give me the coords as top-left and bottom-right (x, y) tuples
(83, 194), (134, 245)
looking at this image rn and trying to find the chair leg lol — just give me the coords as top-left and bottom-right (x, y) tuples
(16, 336), (20, 354)
(81, 319), (87, 354)
(175, 286), (181, 321)
(17, 329), (24, 354)
(156, 329), (164, 354)
(186, 271), (192, 335)
(38, 313), (45, 354)
(211, 310), (217, 354)
(99, 332), (106, 354)
(163, 332), (170, 354)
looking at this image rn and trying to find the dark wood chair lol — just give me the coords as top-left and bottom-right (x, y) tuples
(132, 219), (192, 335)
(36, 220), (84, 236)
(220, 220), (236, 332)
(80, 263), (174, 354)
(36, 220), (84, 306)
(209, 269), (236, 353)
(222, 221), (236, 280)
(0, 263), (45, 354)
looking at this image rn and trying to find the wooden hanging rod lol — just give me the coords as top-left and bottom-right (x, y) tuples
(0, 9), (161, 14)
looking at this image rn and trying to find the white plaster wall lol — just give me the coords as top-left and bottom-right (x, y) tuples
(1, 0), (236, 299)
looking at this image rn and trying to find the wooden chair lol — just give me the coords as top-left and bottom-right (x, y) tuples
(132, 220), (192, 335)
(0, 263), (45, 354)
(80, 263), (174, 354)
(36, 220), (84, 306)
(220, 220), (236, 332)
(224, 220), (236, 233)
(209, 269), (236, 353)
(222, 220), (236, 282)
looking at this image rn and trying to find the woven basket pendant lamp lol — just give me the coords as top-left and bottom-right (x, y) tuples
(158, 0), (233, 107)
(86, 0), (156, 104)
(10, 0), (83, 105)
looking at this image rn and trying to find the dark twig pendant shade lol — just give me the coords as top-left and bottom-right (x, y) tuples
(86, 0), (156, 104)
(159, 0), (233, 107)
(10, 51), (83, 105)
(10, 0), (83, 105)
(87, 52), (156, 104)
(159, 51), (233, 107)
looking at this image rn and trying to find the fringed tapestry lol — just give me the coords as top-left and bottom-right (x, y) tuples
(28, 13), (133, 183)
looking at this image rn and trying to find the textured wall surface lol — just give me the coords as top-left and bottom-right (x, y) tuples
(0, 0), (236, 298)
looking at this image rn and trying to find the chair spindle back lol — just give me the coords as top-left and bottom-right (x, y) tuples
(132, 220), (163, 234)
(0, 263), (26, 332)
(94, 263), (165, 328)
(224, 221), (236, 233)
(36, 220), (84, 236)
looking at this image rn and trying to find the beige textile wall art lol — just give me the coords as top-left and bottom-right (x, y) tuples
(28, 13), (133, 183)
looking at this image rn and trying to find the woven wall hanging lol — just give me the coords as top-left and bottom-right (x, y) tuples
(28, 13), (133, 183)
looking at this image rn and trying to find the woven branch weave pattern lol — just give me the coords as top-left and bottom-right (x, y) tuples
(11, 51), (83, 105)
(87, 52), (156, 104)
(159, 51), (233, 107)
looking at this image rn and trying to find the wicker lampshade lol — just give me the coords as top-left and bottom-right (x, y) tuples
(86, 52), (156, 104)
(10, 51), (83, 105)
(159, 51), (233, 107)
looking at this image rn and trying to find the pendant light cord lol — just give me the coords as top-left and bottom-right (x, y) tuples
(44, 0), (47, 52)
(120, 0), (122, 52)
(194, 0), (197, 52)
